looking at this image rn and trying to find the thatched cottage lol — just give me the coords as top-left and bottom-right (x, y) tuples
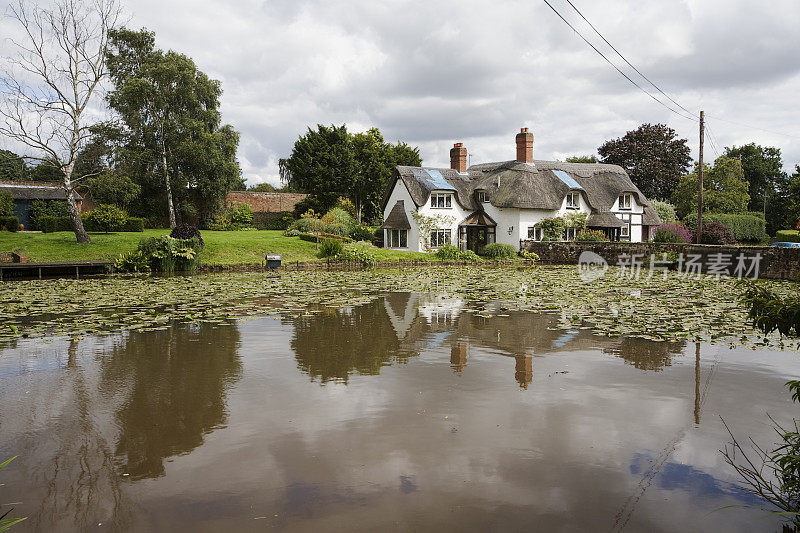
(381, 128), (660, 252)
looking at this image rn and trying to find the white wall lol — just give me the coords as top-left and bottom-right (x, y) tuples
(383, 180), (420, 251)
(416, 189), (471, 251)
(610, 193), (645, 242)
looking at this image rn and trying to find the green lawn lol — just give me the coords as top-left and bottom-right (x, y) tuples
(0, 229), (437, 265)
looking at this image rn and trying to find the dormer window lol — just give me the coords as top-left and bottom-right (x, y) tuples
(431, 193), (452, 209)
(565, 191), (580, 209)
(619, 193), (632, 210)
(477, 190), (489, 203)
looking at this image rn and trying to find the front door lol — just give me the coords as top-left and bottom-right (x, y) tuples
(466, 226), (488, 253)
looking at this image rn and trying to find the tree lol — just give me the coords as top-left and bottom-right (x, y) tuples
(724, 143), (788, 235)
(249, 182), (277, 192)
(565, 155), (597, 163)
(283, 124), (357, 215)
(84, 171), (140, 210)
(106, 28), (242, 227)
(598, 123), (691, 201)
(672, 156), (750, 219)
(0, 149), (27, 181)
(283, 125), (421, 223)
(786, 166), (800, 230)
(0, 0), (121, 243)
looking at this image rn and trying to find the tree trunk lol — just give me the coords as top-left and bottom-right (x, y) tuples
(63, 164), (90, 243)
(162, 145), (176, 229)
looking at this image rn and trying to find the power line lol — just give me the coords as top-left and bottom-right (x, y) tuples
(540, 0), (698, 123)
(704, 113), (800, 141)
(562, 0), (699, 120)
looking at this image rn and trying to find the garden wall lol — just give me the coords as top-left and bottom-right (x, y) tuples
(520, 241), (800, 281)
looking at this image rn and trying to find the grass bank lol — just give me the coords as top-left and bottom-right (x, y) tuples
(0, 229), (436, 265)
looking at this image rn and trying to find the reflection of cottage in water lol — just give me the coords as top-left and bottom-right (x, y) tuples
(292, 294), (686, 387)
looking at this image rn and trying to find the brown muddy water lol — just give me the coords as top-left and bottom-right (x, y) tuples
(0, 293), (798, 532)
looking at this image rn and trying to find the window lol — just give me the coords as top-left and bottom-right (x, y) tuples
(429, 229), (451, 248)
(527, 227), (543, 241)
(477, 190), (489, 203)
(387, 229), (407, 248)
(564, 227), (577, 241)
(431, 194), (452, 209)
(619, 213), (631, 240)
(566, 191), (580, 209)
(618, 193), (632, 210)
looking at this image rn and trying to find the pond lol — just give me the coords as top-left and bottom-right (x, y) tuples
(0, 284), (798, 532)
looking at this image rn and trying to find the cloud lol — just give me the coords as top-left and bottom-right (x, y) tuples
(2, 0), (799, 184)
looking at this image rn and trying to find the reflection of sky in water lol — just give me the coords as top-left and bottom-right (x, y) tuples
(631, 453), (765, 508)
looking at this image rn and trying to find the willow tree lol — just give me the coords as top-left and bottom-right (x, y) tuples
(0, 0), (120, 242)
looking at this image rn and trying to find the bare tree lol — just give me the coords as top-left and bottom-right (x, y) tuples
(0, 0), (120, 242)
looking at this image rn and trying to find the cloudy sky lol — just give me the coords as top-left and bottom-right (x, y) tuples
(4, 0), (800, 185)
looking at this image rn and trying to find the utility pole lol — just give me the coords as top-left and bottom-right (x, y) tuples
(697, 110), (704, 244)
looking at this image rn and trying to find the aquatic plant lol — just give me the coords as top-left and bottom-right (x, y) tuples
(721, 381), (800, 528)
(722, 284), (800, 528)
(0, 457), (26, 531)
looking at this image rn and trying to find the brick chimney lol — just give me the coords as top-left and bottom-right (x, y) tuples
(515, 127), (534, 163)
(450, 142), (467, 173)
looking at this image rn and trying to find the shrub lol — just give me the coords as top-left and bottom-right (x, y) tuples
(122, 217), (145, 232)
(114, 250), (151, 273)
(324, 222), (350, 236)
(284, 229), (301, 237)
(652, 222), (692, 243)
(229, 203), (254, 226)
(29, 200), (69, 230)
(0, 191), (13, 217)
(519, 250), (540, 262)
(0, 216), (19, 232)
(434, 244), (479, 261)
(536, 217), (567, 241)
(776, 230), (800, 243)
(322, 207), (355, 230)
(435, 244), (462, 260)
(252, 211), (294, 230)
(318, 238), (345, 258)
(334, 198), (357, 219)
(348, 225), (375, 242)
(170, 224), (204, 248)
(700, 221), (735, 245)
(83, 204), (128, 233)
(651, 200), (677, 223)
(292, 196), (328, 219)
(40, 216), (73, 233)
(138, 236), (203, 274)
(575, 229), (609, 242)
(336, 241), (378, 266)
(685, 212), (765, 243)
(480, 243), (517, 260)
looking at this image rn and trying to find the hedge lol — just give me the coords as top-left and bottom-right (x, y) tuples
(776, 230), (800, 243)
(684, 212), (766, 243)
(0, 216), (19, 232)
(40, 216), (73, 233)
(252, 211), (294, 230)
(41, 215), (144, 233)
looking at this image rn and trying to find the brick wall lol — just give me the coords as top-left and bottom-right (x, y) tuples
(520, 240), (800, 281)
(225, 191), (308, 213)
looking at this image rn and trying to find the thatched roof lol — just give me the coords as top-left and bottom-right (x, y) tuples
(381, 200), (411, 229)
(0, 182), (82, 201)
(587, 211), (624, 228)
(384, 159), (661, 228)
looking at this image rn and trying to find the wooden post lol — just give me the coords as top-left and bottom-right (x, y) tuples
(697, 110), (704, 244)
